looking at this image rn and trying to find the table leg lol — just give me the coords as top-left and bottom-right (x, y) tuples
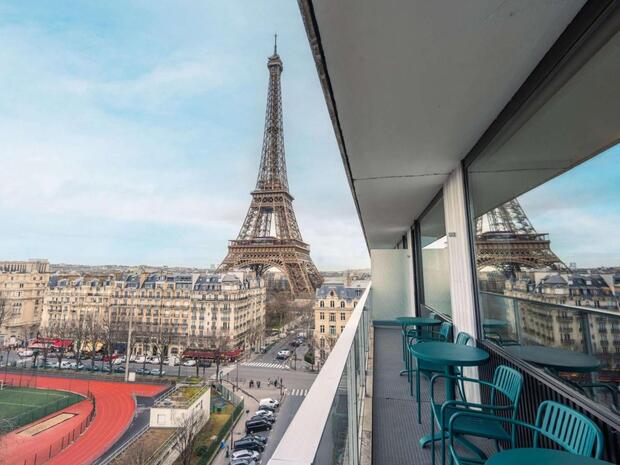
(419, 365), (455, 448)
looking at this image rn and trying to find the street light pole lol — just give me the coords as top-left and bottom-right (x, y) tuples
(124, 307), (133, 382)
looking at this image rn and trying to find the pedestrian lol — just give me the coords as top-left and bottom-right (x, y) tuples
(257, 380), (261, 389)
(274, 378), (278, 388)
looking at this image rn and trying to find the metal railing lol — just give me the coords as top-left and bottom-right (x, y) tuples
(267, 283), (371, 465)
(479, 291), (620, 412)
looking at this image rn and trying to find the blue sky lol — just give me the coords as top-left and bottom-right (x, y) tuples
(0, 1), (369, 270)
(519, 144), (620, 268)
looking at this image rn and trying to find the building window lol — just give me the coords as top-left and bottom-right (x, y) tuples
(320, 300), (324, 308)
(319, 325), (325, 334)
(465, 34), (620, 415)
(340, 312), (346, 321)
(329, 313), (336, 322)
(330, 301), (335, 308)
(340, 301), (345, 308)
(320, 338), (325, 348)
(319, 312), (325, 320)
(419, 196), (452, 317)
(329, 325), (336, 335)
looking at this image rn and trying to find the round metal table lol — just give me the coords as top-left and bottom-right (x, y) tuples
(396, 317), (441, 375)
(412, 341), (489, 447)
(411, 342), (490, 399)
(486, 448), (613, 465)
(504, 346), (600, 373)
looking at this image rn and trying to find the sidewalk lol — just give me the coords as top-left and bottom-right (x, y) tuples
(211, 382), (284, 465)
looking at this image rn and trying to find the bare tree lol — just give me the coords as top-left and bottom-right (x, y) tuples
(70, 313), (88, 369)
(85, 314), (103, 370)
(266, 290), (293, 330)
(123, 439), (151, 465)
(153, 320), (177, 376)
(173, 410), (205, 465)
(48, 316), (70, 368)
(101, 311), (124, 373)
(207, 332), (230, 383)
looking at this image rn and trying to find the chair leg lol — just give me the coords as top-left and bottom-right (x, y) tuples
(431, 410), (435, 465)
(441, 422), (446, 465)
(416, 370), (421, 423)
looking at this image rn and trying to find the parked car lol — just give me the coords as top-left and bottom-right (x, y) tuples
(231, 450), (261, 462)
(250, 413), (274, 424)
(18, 349), (34, 357)
(101, 365), (112, 373)
(134, 356), (146, 364)
(245, 417), (272, 433)
(148, 357), (161, 365)
(114, 365), (125, 373)
(259, 398), (280, 409)
(276, 350), (290, 360)
(150, 368), (165, 376)
(136, 367), (149, 375)
(69, 362), (85, 370)
(254, 410), (276, 422)
(240, 434), (267, 445)
(182, 359), (197, 367)
(230, 458), (257, 465)
(198, 360), (212, 368)
(234, 438), (265, 453)
(85, 364), (100, 372)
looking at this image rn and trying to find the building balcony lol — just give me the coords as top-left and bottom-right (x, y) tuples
(268, 278), (620, 465)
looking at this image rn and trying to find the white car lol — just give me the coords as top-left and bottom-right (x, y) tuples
(18, 349), (34, 357)
(231, 450), (261, 461)
(135, 356), (146, 364)
(149, 357), (161, 365)
(182, 359), (196, 367)
(60, 360), (72, 369)
(276, 350), (290, 359)
(255, 409), (276, 420)
(259, 398), (280, 409)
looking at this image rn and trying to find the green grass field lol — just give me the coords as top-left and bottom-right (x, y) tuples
(0, 386), (84, 430)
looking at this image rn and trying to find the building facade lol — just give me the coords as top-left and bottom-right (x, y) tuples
(313, 282), (365, 364)
(40, 271), (266, 356)
(0, 260), (50, 345)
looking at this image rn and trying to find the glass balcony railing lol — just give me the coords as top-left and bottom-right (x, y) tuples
(480, 291), (620, 413)
(267, 283), (371, 465)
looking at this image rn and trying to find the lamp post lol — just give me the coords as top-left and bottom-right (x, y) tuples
(124, 306), (133, 382)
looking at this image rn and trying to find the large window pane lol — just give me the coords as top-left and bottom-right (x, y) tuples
(467, 27), (620, 414)
(420, 197), (452, 317)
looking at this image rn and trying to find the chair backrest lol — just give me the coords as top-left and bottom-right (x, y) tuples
(534, 400), (604, 458)
(438, 322), (452, 341)
(454, 332), (472, 346)
(490, 365), (523, 417)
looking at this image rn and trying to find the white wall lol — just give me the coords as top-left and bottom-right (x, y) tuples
(370, 249), (413, 320)
(150, 388), (211, 428)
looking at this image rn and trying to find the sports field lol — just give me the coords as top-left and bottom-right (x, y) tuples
(0, 386), (84, 430)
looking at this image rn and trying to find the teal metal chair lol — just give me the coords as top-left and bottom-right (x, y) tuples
(429, 364), (523, 465)
(447, 400), (604, 465)
(407, 323), (456, 423)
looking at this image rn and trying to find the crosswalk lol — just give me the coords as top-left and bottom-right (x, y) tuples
(240, 361), (289, 370)
(286, 388), (309, 397)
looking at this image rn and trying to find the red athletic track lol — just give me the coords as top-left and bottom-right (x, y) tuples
(2, 374), (166, 465)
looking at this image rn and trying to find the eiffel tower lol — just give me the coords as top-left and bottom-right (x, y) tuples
(475, 199), (568, 275)
(217, 38), (323, 297)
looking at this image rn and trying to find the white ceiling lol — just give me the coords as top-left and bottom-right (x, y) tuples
(310, 0), (585, 248)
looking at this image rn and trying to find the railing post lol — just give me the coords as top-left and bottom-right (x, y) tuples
(513, 297), (522, 344)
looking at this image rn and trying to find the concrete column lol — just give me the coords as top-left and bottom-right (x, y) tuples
(443, 164), (480, 401)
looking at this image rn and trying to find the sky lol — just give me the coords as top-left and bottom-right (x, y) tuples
(0, 1), (370, 270)
(519, 143), (620, 268)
